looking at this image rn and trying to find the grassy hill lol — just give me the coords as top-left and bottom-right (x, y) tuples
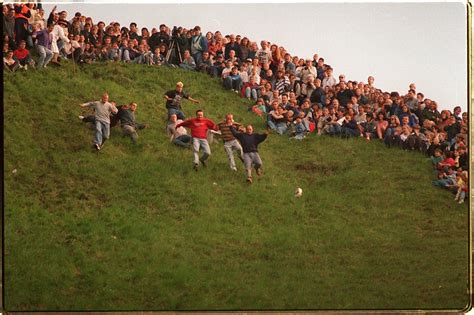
(3, 62), (469, 311)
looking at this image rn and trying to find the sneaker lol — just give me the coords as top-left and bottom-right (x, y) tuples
(94, 143), (101, 151)
(23, 64), (28, 70)
(231, 167), (237, 172)
(458, 199), (464, 204)
(199, 158), (207, 167)
(193, 163), (199, 171)
(78, 115), (84, 120)
(246, 176), (253, 184)
(256, 167), (263, 176)
(234, 90), (239, 94)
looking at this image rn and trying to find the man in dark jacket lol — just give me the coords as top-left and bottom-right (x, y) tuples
(230, 125), (268, 183)
(118, 102), (147, 144)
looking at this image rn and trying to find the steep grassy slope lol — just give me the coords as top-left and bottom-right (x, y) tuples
(3, 62), (470, 311)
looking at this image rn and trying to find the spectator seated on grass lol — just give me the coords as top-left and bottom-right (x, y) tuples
(3, 50), (21, 72)
(250, 98), (267, 118)
(267, 103), (288, 135)
(289, 116), (307, 140)
(179, 50), (196, 71)
(223, 66), (242, 92)
(341, 112), (360, 138)
(454, 170), (468, 204)
(13, 40), (35, 69)
(432, 167), (456, 189)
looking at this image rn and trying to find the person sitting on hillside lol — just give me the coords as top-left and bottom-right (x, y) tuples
(152, 45), (166, 66)
(454, 170), (468, 204)
(197, 51), (212, 74)
(13, 40), (35, 69)
(432, 166), (456, 189)
(267, 104), (288, 135)
(223, 66), (242, 92)
(117, 102), (147, 144)
(167, 114), (192, 148)
(229, 124), (268, 184)
(3, 50), (21, 72)
(243, 76), (260, 101)
(221, 60), (234, 80)
(163, 81), (200, 120)
(290, 117), (307, 140)
(226, 49), (240, 67)
(251, 98), (267, 118)
(179, 50), (196, 71)
(341, 112), (360, 137)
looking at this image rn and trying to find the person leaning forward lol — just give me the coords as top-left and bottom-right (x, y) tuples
(217, 113), (244, 172)
(117, 102), (147, 144)
(163, 81), (199, 120)
(79, 92), (118, 151)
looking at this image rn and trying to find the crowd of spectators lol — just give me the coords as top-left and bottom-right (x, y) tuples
(3, 3), (469, 203)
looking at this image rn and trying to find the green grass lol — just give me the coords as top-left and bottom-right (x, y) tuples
(3, 61), (470, 311)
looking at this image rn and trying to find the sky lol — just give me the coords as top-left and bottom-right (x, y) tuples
(40, 1), (469, 112)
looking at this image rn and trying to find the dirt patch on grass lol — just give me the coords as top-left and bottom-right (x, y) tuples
(294, 161), (340, 177)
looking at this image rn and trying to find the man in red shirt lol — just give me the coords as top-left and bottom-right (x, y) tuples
(176, 109), (218, 170)
(13, 40), (35, 69)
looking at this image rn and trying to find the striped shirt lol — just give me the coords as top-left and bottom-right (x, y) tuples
(218, 122), (242, 142)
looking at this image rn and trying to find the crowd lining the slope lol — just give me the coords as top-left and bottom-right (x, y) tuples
(3, 3), (469, 199)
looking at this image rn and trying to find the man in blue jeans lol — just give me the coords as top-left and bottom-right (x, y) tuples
(79, 92), (118, 150)
(163, 81), (200, 120)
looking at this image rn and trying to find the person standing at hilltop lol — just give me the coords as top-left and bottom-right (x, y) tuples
(79, 92), (118, 151)
(190, 25), (207, 66)
(176, 109), (218, 171)
(164, 81), (200, 120)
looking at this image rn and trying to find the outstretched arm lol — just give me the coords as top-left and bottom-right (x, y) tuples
(187, 96), (199, 104)
(79, 102), (92, 108)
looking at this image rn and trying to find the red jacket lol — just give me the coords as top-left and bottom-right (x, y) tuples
(176, 118), (217, 139)
(13, 48), (29, 60)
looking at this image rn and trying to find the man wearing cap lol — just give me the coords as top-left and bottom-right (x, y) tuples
(297, 59), (317, 84)
(190, 25), (207, 67)
(164, 82), (200, 120)
(176, 110), (218, 170)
